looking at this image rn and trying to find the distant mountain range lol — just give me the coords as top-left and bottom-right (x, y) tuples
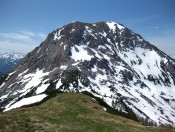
(0, 21), (175, 127)
(0, 53), (24, 73)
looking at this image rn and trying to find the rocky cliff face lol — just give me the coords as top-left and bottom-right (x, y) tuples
(0, 21), (175, 126)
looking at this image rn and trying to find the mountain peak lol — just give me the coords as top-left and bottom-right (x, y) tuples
(0, 21), (175, 126)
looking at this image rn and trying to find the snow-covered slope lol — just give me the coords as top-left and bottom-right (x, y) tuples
(0, 21), (175, 126)
(0, 53), (24, 73)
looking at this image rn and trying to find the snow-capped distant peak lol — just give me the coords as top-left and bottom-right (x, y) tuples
(0, 53), (24, 60)
(0, 52), (25, 73)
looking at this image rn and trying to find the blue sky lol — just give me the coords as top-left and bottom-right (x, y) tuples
(0, 0), (175, 58)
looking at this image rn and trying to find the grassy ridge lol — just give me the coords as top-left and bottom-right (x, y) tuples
(0, 93), (174, 131)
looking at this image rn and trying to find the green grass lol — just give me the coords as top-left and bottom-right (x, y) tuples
(0, 93), (174, 132)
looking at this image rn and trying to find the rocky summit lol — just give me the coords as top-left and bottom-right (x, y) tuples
(0, 21), (175, 126)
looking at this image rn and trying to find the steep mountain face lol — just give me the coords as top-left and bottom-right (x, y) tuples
(0, 53), (24, 73)
(0, 21), (175, 126)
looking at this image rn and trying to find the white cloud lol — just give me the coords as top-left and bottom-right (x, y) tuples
(0, 40), (38, 53)
(19, 31), (46, 39)
(19, 31), (35, 37)
(0, 31), (46, 54)
(0, 33), (33, 42)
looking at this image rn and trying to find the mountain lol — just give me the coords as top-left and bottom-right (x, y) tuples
(0, 53), (24, 73)
(0, 21), (175, 126)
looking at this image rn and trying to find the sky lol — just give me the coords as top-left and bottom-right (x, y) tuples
(0, 0), (175, 58)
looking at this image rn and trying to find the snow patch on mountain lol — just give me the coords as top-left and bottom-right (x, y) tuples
(4, 94), (47, 112)
(106, 22), (124, 31)
(71, 45), (93, 61)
